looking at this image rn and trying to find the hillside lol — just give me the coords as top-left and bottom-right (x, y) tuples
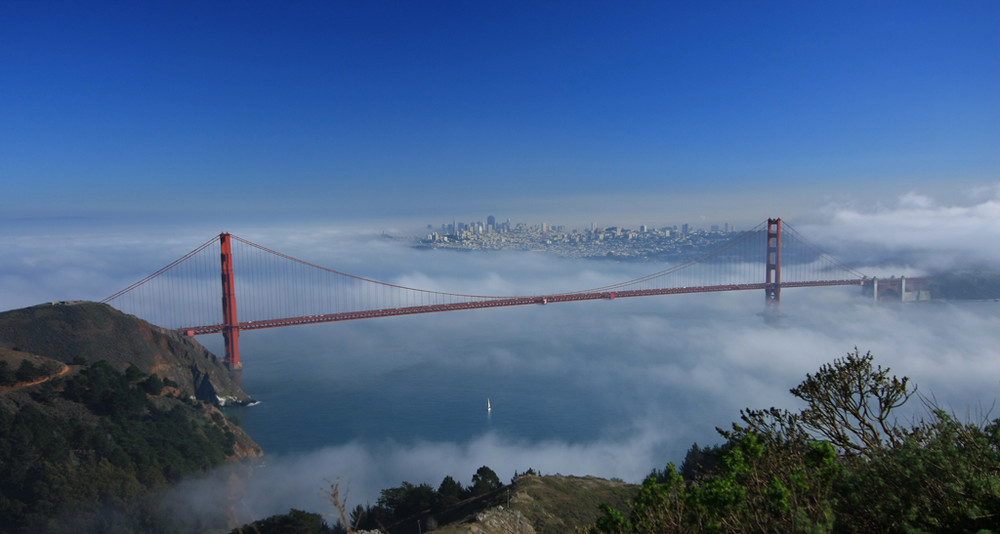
(0, 302), (262, 533)
(0, 301), (249, 405)
(431, 474), (637, 534)
(930, 270), (1000, 300)
(238, 473), (637, 534)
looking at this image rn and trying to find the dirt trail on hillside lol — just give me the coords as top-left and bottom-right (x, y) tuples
(0, 363), (71, 394)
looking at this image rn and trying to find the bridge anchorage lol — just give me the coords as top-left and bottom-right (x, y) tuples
(102, 218), (873, 370)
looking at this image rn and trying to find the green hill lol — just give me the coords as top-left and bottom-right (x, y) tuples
(0, 302), (262, 533)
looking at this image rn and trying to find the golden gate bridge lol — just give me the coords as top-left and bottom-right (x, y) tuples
(101, 219), (900, 370)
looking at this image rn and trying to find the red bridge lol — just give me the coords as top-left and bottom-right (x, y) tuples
(101, 218), (900, 370)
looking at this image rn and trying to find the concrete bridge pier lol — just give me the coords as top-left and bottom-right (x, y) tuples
(866, 276), (932, 303)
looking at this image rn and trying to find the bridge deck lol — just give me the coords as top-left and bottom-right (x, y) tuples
(180, 279), (865, 335)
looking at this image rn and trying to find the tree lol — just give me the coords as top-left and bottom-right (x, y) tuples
(0, 361), (14, 386)
(833, 410), (1000, 533)
(790, 348), (914, 456)
(437, 475), (465, 509)
(593, 435), (841, 534)
(592, 349), (920, 534)
(15, 359), (42, 383)
(676, 442), (726, 481)
(376, 481), (436, 519)
(230, 508), (333, 534)
(469, 466), (501, 496)
(140, 374), (164, 395)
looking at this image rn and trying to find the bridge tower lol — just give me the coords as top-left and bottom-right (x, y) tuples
(764, 218), (782, 315)
(220, 233), (242, 370)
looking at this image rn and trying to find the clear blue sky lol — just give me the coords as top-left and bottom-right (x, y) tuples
(2, 0), (998, 227)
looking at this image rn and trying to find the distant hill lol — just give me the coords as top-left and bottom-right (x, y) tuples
(930, 270), (1000, 300)
(0, 301), (249, 405)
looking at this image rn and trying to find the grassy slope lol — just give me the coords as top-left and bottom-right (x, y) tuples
(430, 475), (637, 534)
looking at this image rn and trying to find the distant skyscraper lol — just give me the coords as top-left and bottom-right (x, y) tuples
(487, 215), (496, 228)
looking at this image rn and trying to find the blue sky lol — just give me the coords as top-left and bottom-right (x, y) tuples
(2, 0), (998, 228)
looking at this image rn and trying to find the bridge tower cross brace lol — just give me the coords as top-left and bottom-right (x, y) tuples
(764, 218), (782, 313)
(220, 233), (242, 370)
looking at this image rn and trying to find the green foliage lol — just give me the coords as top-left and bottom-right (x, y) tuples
(124, 364), (144, 382)
(834, 411), (1000, 533)
(351, 466), (504, 533)
(230, 508), (335, 534)
(437, 475), (465, 509)
(469, 465), (502, 496)
(0, 360), (240, 532)
(592, 350), (997, 534)
(29, 379), (58, 404)
(14, 359), (46, 383)
(62, 360), (148, 418)
(0, 361), (15, 386)
(139, 374), (164, 395)
(378, 481), (437, 519)
(670, 442), (726, 481)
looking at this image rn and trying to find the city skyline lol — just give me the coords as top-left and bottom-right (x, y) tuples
(430, 214), (735, 232)
(2, 1), (998, 229)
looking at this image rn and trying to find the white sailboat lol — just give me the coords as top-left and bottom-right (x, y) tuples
(487, 398), (492, 412)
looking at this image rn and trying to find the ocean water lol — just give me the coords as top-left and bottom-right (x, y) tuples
(228, 357), (627, 454)
(218, 298), (704, 456)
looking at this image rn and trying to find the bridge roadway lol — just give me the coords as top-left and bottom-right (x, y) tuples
(180, 279), (866, 336)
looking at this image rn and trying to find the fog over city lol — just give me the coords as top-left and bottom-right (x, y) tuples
(2, 186), (998, 523)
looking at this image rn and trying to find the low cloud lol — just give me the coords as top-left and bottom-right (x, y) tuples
(800, 183), (1000, 272)
(164, 429), (668, 528)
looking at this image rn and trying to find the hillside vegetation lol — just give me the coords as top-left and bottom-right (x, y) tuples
(235, 472), (638, 534)
(0, 302), (261, 533)
(589, 350), (1000, 533)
